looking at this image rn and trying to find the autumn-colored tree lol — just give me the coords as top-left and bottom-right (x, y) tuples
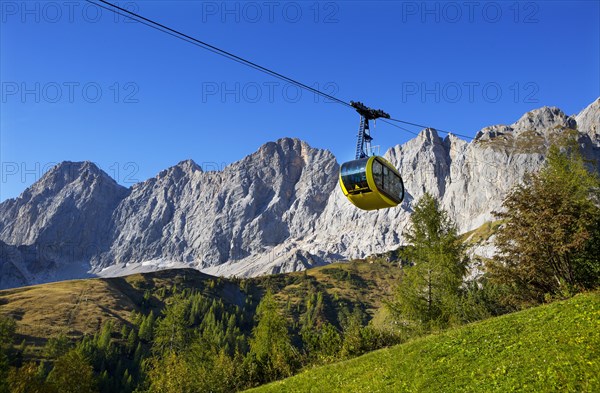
(185, 345), (240, 393)
(46, 350), (97, 393)
(7, 363), (51, 393)
(489, 143), (600, 306)
(145, 352), (195, 393)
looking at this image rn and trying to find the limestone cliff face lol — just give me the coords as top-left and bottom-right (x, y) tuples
(0, 99), (598, 287)
(0, 161), (128, 249)
(0, 162), (128, 287)
(94, 138), (338, 270)
(575, 98), (600, 142)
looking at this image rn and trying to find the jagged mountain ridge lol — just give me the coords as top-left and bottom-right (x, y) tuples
(1, 99), (599, 288)
(95, 138), (338, 269)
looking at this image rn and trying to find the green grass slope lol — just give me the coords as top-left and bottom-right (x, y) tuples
(248, 292), (600, 393)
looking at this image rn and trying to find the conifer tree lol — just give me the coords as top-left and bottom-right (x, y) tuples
(138, 311), (155, 342)
(153, 297), (191, 355)
(394, 193), (466, 331)
(248, 290), (296, 382)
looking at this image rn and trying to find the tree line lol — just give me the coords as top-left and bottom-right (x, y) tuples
(0, 275), (402, 392)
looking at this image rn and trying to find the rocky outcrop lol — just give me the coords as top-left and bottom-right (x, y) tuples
(575, 97), (600, 141)
(0, 99), (599, 288)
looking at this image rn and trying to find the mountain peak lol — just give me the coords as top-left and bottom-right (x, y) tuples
(249, 137), (333, 167)
(258, 137), (308, 154)
(512, 106), (576, 134)
(50, 160), (101, 176)
(475, 105), (579, 141)
(175, 159), (202, 172)
(275, 136), (304, 145)
(32, 161), (118, 193)
(418, 127), (441, 142)
(154, 159), (202, 181)
(406, 128), (444, 149)
(0, 160), (128, 259)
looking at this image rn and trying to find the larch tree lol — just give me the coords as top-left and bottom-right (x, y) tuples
(394, 192), (467, 332)
(489, 142), (600, 306)
(247, 290), (296, 383)
(46, 350), (97, 393)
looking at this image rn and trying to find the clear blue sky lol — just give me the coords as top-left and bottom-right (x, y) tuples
(1, 0), (599, 201)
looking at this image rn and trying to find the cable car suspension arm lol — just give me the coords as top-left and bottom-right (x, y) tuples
(351, 101), (390, 159)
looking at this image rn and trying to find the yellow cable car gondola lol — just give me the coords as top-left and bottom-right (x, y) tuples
(339, 155), (404, 210)
(339, 101), (405, 210)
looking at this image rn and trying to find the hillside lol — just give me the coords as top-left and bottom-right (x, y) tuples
(248, 292), (600, 393)
(0, 260), (401, 358)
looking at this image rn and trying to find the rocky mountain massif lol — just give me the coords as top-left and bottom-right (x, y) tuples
(1, 98), (599, 289)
